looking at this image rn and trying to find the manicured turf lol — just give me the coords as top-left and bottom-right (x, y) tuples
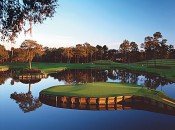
(40, 82), (175, 107)
(135, 59), (175, 66)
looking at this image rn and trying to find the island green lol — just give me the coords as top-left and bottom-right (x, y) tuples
(40, 82), (175, 107)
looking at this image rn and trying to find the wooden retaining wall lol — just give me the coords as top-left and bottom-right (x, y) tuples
(39, 94), (175, 114)
(19, 74), (48, 80)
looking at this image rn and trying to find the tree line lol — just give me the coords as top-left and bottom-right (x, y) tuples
(0, 32), (175, 64)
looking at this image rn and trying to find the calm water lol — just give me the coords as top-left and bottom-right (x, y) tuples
(1, 69), (175, 130)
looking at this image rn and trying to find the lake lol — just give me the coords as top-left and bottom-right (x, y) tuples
(1, 69), (175, 130)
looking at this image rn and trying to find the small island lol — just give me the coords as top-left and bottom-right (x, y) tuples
(40, 82), (175, 107)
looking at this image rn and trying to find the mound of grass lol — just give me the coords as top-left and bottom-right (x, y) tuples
(40, 82), (175, 107)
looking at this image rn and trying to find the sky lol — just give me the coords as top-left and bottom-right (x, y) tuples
(3, 0), (175, 50)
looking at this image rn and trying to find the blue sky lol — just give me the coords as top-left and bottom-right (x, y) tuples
(6, 0), (175, 49)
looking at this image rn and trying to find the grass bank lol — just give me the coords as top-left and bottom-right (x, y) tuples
(133, 59), (175, 82)
(40, 82), (175, 107)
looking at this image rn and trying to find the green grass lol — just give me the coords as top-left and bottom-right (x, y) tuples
(133, 59), (175, 81)
(135, 59), (175, 66)
(40, 82), (175, 107)
(1, 59), (175, 81)
(93, 60), (116, 65)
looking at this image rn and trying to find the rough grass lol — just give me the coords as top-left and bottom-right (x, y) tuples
(40, 82), (175, 107)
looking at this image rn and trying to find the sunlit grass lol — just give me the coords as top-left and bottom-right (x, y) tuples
(40, 82), (175, 107)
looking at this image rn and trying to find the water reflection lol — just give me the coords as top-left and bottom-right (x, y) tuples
(10, 79), (42, 113)
(1, 68), (175, 113)
(0, 71), (10, 85)
(39, 94), (175, 116)
(49, 69), (174, 89)
(0, 69), (175, 130)
(0, 69), (173, 90)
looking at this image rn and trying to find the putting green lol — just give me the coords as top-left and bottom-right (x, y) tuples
(40, 82), (175, 107)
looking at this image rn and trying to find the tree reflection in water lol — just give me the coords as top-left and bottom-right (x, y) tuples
(49, 69), (174, 89)
(0, 71), (10, 85)
(10, 79), (42, 113)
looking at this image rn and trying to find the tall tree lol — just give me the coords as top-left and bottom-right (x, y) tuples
(74, 44), (86, 63)
(119, 40), (130, 63)
(12, 48), (27, 63)
(108, 49), (118, 61)
(0, 45), (9, 63)
(142, 32), (167, 66)
(96, 45), (103, 60)
(102, 45), (108, 60)
(0, 0), (58, 42)
(83, 42), (91, 63)
(20, 40), (44, 69)
(129, 42), (139, 62)
(89, 46), (97, 62)
(62, 47), (74, 63)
